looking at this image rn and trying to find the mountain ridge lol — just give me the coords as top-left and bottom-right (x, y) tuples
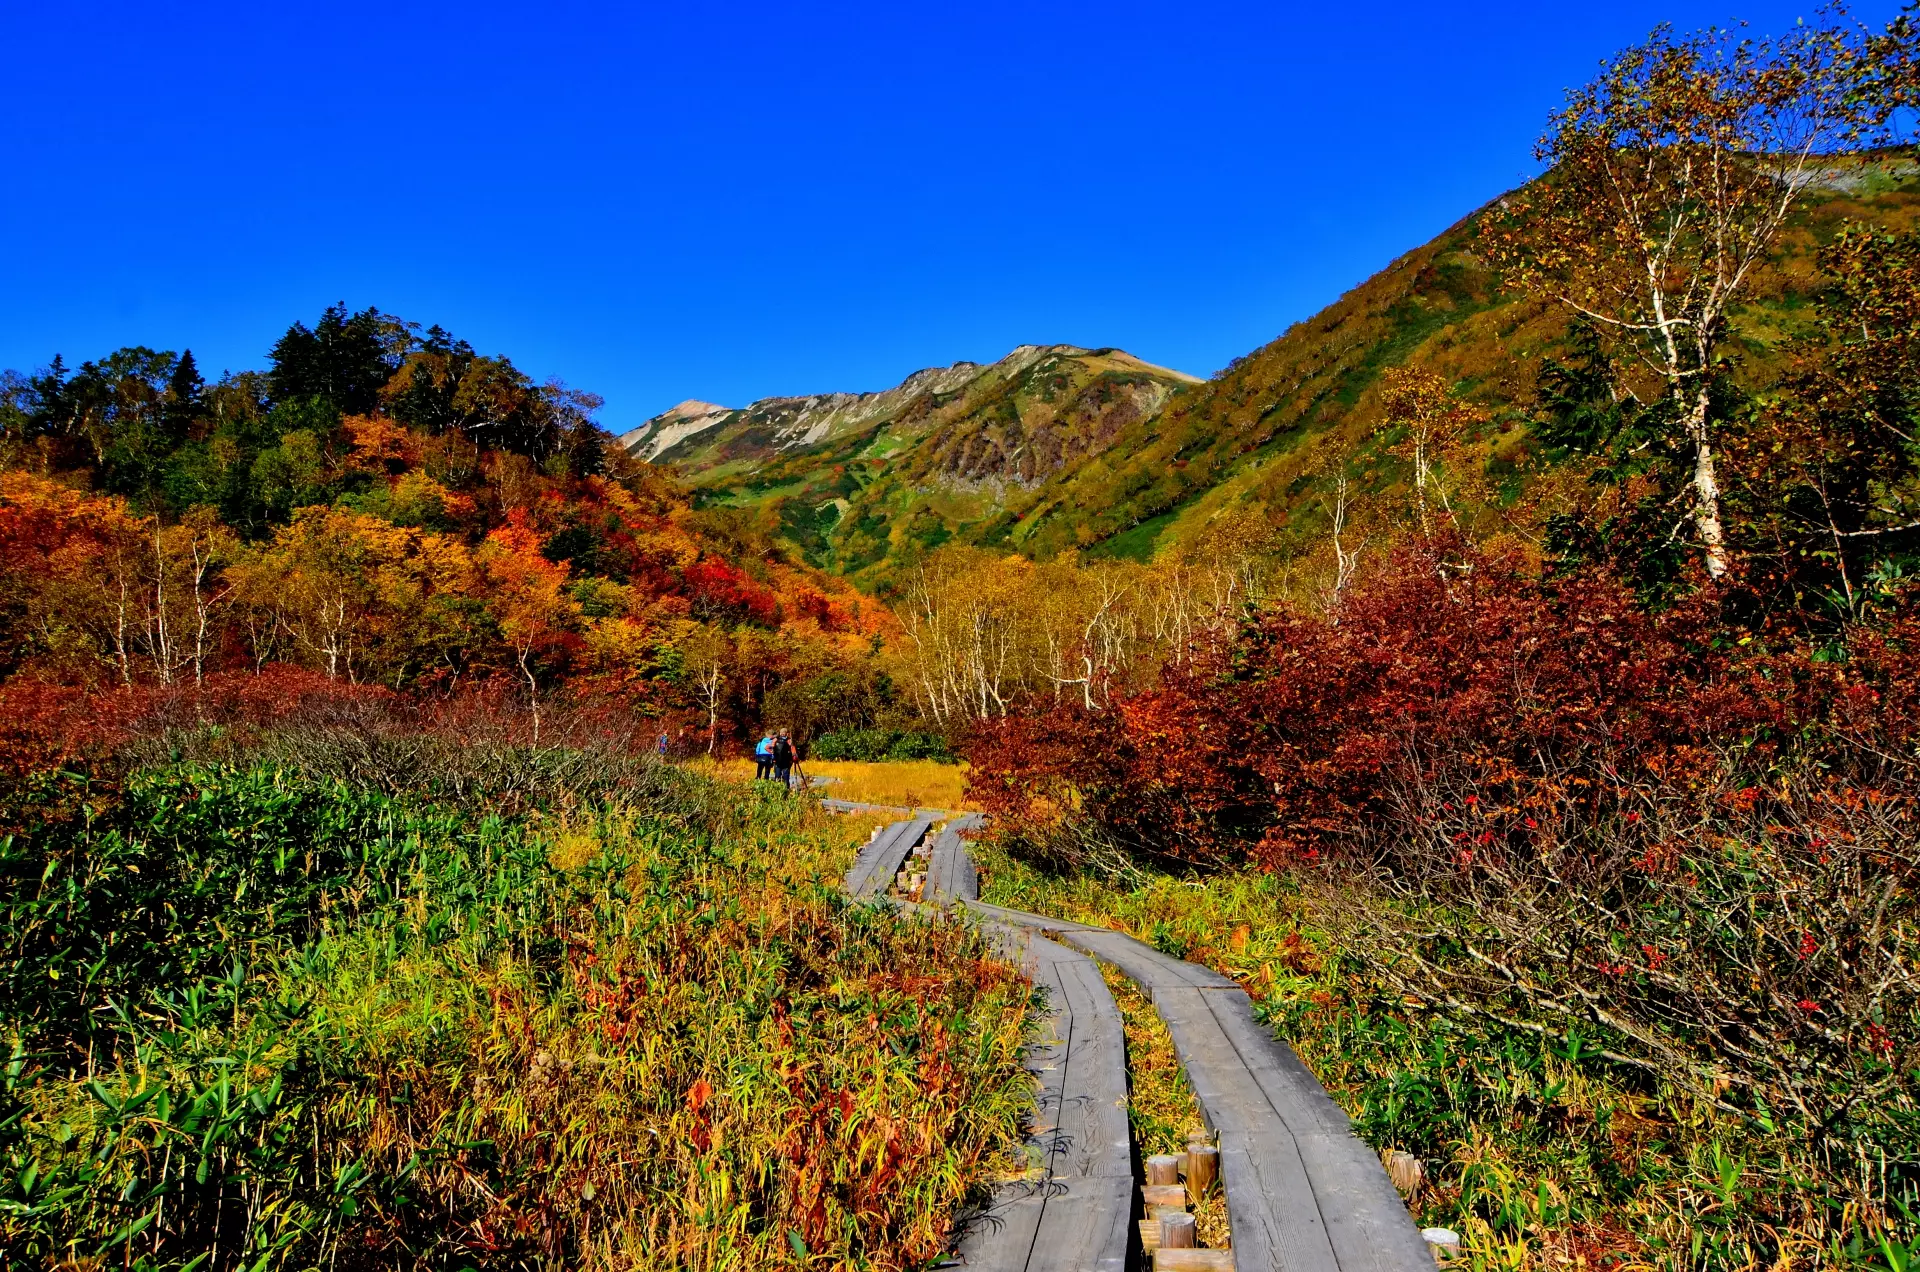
(622, 343), (1203, 575)
(631, 153), (1920, 582)
(622, 344), (1201, 462)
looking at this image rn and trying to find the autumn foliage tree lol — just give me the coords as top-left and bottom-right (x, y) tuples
(0, 306), (895, 765)
(1732, 222), (1920, 615)
(1488, 10), (1917, 577)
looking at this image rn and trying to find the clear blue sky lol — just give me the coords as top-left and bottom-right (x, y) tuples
(0, 1), (1903, 432)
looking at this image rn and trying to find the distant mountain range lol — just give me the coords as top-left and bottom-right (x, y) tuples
(626, 155), (1920, 583)
(619, 345), (1198, 577)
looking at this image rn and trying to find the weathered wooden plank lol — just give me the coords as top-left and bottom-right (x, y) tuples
(965, 899), (1101, 934)
(960, 867), (1429, 1271)
(952, 1181), (1048, 1272)
(949, 926), (1131, 1271)
(841, 824), (898, 896)
(1203, 989), (1355, 1136)
(1196, 988), (1433, 1272)
(1059, 927), (1242, 992)
(1151, 986), (1433, 1272)
(924, 813), (984, 903)
(1024, 1174), (1132, 1272)
(1042, 952), (1132, 1180)
(1155, 986), (1338, 1272)
(1155, 1250), (1238, 1271)
(843, 816), (934, 897)
(971, 901), (1240, 989)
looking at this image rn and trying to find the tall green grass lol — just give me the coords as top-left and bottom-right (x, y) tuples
(2, 762), (1037, 1270)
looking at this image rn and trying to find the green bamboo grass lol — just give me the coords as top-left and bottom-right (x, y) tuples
(1, 764), (1037, 1271)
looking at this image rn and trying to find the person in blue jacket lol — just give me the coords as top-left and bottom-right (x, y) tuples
(754, 732), (776, 780)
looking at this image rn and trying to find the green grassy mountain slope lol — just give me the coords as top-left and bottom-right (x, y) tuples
(620, 345), (1199, 576)
(988, 157), (1920, 566)
(635, 155), (1920, 581)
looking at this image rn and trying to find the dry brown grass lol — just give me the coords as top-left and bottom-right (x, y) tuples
(689, 756), (973, 811)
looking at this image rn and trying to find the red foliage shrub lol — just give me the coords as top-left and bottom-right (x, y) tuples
(968, 538), (1913, 869)
(970, 539), (1920, 1150)
(684, 558), (781, 627)
(0, 681), (134, 779)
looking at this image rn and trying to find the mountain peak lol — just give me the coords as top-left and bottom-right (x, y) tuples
(664, 398), (730, 418)
(627, 344), (1199, 574)
(618, 398), (737, 458)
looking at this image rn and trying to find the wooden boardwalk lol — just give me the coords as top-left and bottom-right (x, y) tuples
(963, 908), (1431, 1272)
(843, 814), (935, 897)
(924, 812), (984, 903)
(947, 924), (1133, 1272)
(836, 805), (1429, 1272)
(838, 811), (1131, 1271)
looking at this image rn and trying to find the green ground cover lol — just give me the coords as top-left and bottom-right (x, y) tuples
(2, 757), (1037, 1271)
(975, 842), (1918, 1272)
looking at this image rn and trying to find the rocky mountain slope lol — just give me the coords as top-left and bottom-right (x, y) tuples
(621, 345), (1199, 576)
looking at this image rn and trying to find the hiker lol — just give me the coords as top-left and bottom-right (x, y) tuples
(656, 731), (670, 761)
(773, 731), (795, 790)
(754, 732), (775, 779)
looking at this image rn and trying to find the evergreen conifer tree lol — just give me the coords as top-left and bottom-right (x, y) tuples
(163, 349), (204, 444)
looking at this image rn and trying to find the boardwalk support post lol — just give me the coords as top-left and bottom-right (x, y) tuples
(1185, 1144), (1219, 1204)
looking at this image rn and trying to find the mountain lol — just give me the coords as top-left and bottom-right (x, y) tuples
(621, 345), (1199, 577)
(634, 154), (1920, 580)
(966, 156), (1920, 567)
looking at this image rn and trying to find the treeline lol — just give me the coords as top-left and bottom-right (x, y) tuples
(888, 520), (1275, 723)
(0, 306), (910, 765)
(2, 306), (605, 531)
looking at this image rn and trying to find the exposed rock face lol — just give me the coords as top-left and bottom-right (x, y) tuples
(619, 400), (734, 462)
(626, 344), (1197, 484)
(620, 343), (1200, 576)
(914, 369), (1181, 488)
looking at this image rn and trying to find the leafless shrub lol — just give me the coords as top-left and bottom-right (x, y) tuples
(1306, 746), (1920, 1178)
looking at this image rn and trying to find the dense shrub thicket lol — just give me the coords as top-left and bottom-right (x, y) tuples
(810, 728), (952, 763)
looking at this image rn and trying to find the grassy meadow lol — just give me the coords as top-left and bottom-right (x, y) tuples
(692, 756), (973, 813)
(1, 752), (1035, 1271)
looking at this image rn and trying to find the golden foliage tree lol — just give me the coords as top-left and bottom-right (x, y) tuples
(1487, 11), (1915, 577)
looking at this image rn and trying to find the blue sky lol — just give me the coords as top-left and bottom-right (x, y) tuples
(0, 1), (1903, 431)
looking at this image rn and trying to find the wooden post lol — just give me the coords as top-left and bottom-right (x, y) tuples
(1423, 1227), (1462, 1265)
(1160, 1212), (1197, 1250)
(1142, 1184), (1187, 1211)
(1386, 1151), (1424, 1199)
(1185, 1144), (1219, 1204)
(1146, 1154), (1182, 1185)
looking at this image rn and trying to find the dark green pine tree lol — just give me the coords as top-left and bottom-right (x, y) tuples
(267, 303), (400, 416)
(163, 348), (205, 445)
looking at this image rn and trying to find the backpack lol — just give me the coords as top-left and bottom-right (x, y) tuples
(755, 736), (774, 758)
